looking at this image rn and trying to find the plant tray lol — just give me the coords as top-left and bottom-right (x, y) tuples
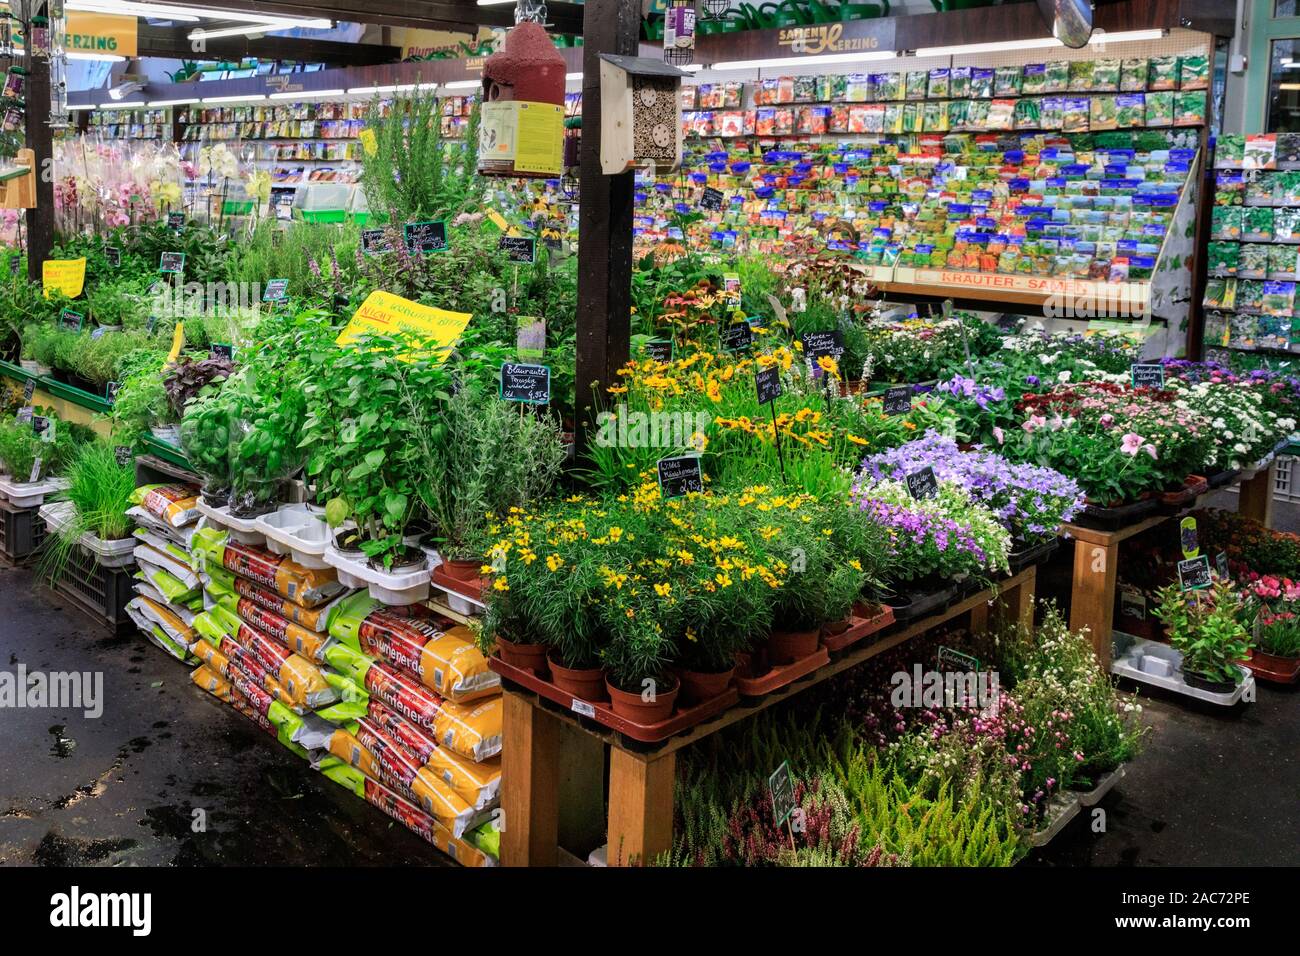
(323, 544), (429, 606)
(254, 505), (331, 569)
(0, 496), (46, 565)
(1158, 475), (1208, 512)
(46, 543), (136, 635)
(1111, 634), (1255, 706)
(1245, 650), (1300, 685)
(883, 584), (956, 623)
(490, 654), (740, 745)
(1071, 765), (1127, 807)
(733, 646), (830, 699)
(1029, 792), (1082, 848)
(1007, 538), (1059, 572)
(39, 502), (137, 569)
(196, 499), (267, 546)
(430, 563), (487, 605)
(1073, 497), (1158, 532)
(1206, 468), (1240, 490)
(0, 475), (69, 509)
(822, 604), (895, 654)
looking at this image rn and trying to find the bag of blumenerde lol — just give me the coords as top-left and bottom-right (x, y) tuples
(129, 483), (200, 529)
(126, 596), (197, 664)
(191, 526), (346, 607)
(327, 593), (499, 702)
(204, 563), (347, 632)
(364, 698), (501, 809)
(190, 664), (322, 760)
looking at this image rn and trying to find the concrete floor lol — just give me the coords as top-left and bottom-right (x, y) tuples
(0, 565), (448, 867)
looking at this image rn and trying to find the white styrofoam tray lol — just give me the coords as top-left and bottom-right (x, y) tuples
(322, 544), (429, 606)
(1111, 634), (1254, 706)
(254, 505), (334, 569)
(0, 475), (69, 508)
(1029, 792), (1082, 848)
(39, 501), (137, 568)
(196, 499), (267, 546)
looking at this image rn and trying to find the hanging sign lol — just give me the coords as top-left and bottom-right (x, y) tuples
(42, 258), (86, 299)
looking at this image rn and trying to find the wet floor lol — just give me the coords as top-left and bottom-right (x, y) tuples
(0, 564), (449, 867)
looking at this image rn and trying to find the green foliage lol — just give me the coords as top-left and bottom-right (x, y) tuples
(1154, 578), (1254, 684)
(37, 441), (137, 583)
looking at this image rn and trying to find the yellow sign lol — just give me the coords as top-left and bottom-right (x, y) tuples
(66, 12), (139, 58)
(42, 258), (86, 299)
(515, 102), (564, 176)
(776, 23), (881, 56)
(167, 322), (185, 365)
(359, 129), (378, 157)
(389, 25), (490, 60)
(337, 290), (472, 357)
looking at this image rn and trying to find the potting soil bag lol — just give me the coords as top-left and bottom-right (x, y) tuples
(133, 543), (201, 591)
(126, 505), (196, 548)
(469, 819), (500, 861)
(317, 761), (497, 867)
(134, 564), (200, 605)
(132, 527), (193, 568)
(366, 699), (501, 808)
(132, 581), (200, 627)
(233, 597), (335, 663)
(127, 596), (197, 662)
(130, 483), (201, 528)
(191, 664), (234, 703)
(213, 567), (345, 632)
(329, 594), (497, 701)
(142, 621), (196, 664)
(434, 695), (504, 763)
(236, 621), (340, 712)
(191, 526), (345, 606)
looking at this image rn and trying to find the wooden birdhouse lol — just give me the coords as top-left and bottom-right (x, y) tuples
(0, 149), (36, 210)
(598, 54), (685, 175)
(477, 21), (567, 179)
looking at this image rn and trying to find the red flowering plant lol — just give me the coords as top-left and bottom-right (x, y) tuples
(1194, 508), (1300, 581)
(1006, 382), (1213, 505)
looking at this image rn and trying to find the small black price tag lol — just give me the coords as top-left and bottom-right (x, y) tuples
(719, 320), (753, 353)
(937, 645), (981, 673)
(755, 364), (783, 405)
(498, 235), (536, 264)
(906, 466), (938, 500)
(159, 251), (185, 274)
(801, 329), (845, 362)
(403, 220), (447, 254)
(146, 315), (158, 333)
(360, 229), (391, 255)
(1177, 555), (1213, 591)
(657, 455), (703, 499)
(1215, 551), (1229, 578)
(210, 343), (234, 361)
(1131, 363), (1165, 388)
(8, 255), (19, 277)
(105, 246), (121, 268)
(31, 414), (51, 439)
(499, 362), (551, 405)
(60, 309), (84, 332)
(167, 211), (185, 230)
(644, 340), (673, 363)
(16, 405), (32, 424)
(115, 445), (133, 467)
(883, 385), (913, 416)
(105, 381), (120, 403)
(768, 761), (795, 827)
(262, 278), (289, 302)
(699, 186), (724, 211)
(22, 379), (35, 402)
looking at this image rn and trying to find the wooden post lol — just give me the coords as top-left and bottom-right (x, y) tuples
(574, 0), (640, 457)
(606, 748), (676, 866)
(499, 690), (561, 866)
(1069, 535), (1119, 666)
(24, 50), (55, 280)
(1238, 464), (1275, 528)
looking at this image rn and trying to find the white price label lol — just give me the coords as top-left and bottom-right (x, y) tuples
(570, 699), (596, 718)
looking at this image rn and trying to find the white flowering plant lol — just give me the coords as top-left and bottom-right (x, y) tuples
(1168, 379), (1296, 471)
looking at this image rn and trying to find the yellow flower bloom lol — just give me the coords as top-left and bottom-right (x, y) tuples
(546, 554), (564, 572)
(493, 577), (510, 592)
(654, 582), (671, 597)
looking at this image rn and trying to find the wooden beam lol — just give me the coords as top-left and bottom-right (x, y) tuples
(24, 54), (54, 281)
(574, 0), (640, 457)
(138, 24), (402, 66)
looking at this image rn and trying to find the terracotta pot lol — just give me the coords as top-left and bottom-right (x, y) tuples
(547, 654), (607, 701)
(442, 558), (483, 583)
(822, 616), (852, 636)
(677, 665), (735, 706)
(606, 675), (679, 724)
(496, 635), (547, 672)
(767, 627), (820, 665)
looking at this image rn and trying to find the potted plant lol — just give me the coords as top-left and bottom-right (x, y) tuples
(1153, 578), (1253, 692)
(600, 591), (679, 723)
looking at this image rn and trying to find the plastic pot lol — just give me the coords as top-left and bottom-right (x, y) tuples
(1183, 670), (1240, 694)
(442, 558), (484, 583)
(496, 635), (548, 672)
(547, 653), (608, 701)
(677, 665), (735, 705)
(767, 626), (820, 664)
(606, 674), (679, 723)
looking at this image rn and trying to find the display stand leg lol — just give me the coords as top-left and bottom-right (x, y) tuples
(556, 722), (607, 857)
(501, 690), (562, 867)
(1238, 463), (1275, 528)
(606, 748), (676, 867)
(994, 565), (1037, 631)
(1069, 537), (1118, 666)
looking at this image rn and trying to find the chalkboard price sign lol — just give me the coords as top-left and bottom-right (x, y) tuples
(115, 445), (133, 467)
(210, 343), (235, 362)
(644, 340), (673, 362)
(60, 309), (84, 332)
(167, 212), (185, 230)
(801, 330), (845, 362)
(1215, 551), (1229, 579)
(1131, 363), (1165, 389)
(937, 645), (980, 673)
(769, 761), (795, 827)
(16, 406), (32, 424)
(31, 414), (51, 440)
(106, 381), (120, 403)
(262, 278), (289, 302)
(404, 220), (447, 254)
(906, 466), (938, 500)
(755, 364), (783, 406)
(22, 379), (35, 402)
(105, 246), (121, 268)
(657, 455), (703, 499)
(699, 186), (724, 211)
(498, 235), (536, 264)
(1177, 555), (1212, 591)
(499, 363), (551, 405)
(360, 229), (391, 255)
(883, 385), (912, 416)
(159, 251), (185, 275)
(719, 320), (753, 353)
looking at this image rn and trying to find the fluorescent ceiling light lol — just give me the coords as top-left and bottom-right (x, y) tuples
(189, 19), (332, 41)
(68, 52), (126, 62)
(70, 2), (330, 27)
(67, 103), (95, 111)
(442, 80), (480, 90)
(67, 1), (199, 21)
(148, 97), (200, 106)
(476, 0), (516, 5)
(706, 50), (896, 71)
(565, 72), (582, 81)
(915, 28), (1165, 58)
(98, 101), (144, 109)
(201, 94), (267, 103)
(270, 88), (345, 100)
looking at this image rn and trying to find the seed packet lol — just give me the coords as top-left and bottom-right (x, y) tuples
(793, 75), (817, 103)
(901, 101), (921, 133)
(1238, 279), (1267, 313)
(1216, 133), (1245, 169)
(1115, 93), (1145, 128)
(1045, 60), (1071, 93)
(928, 67), (950, 99)
(884, 103), (904, 134)
(1262, 280), (1297, 316)
(830, 104), (850, 133)
(679, 86), (696, 110)
(1278, 131), (1300, 168)
(882, 72), (904, 101)
(1208, 241), (1240, 275)
(971, 67), (994, 99)
(1203, 277), (1231, 309)
(774, 107), (794, 136)
(1244, 134), (1279, 171)
(1244, 206), (1275, 241)
(923, 100), (948, 132)
(1246, 172), (1275, 206)
(1120, 58), (1149, 92)
(949, 66), (972, 99)
(1144, 90), (1173, 127)
(1212, 205), (1244, 239)
(1174, 90), (1206, 126)
(1069, 59), (1095, 92)
(1089, 95), (1119, 131)
(1021, 63), (1046, 95)
(1269, 245), (1300, 279)
(1014, 98), (1042, 130)
(906, 70), (928, 100)
(947, 99), (969, 130)
(994, 64), (1023, 97)
(1148, 56), (1179, 91)
(775, 76), (796, 104)
(846, 73), (871, 103)
(1040, 96), (1065, 130)
(1275, 206), (1300, 241)
(1179, 54), (1209, 90)
(1092, 58), (1121, 92)
(1239, 243), (1271, 279)
(1063, 97), (1091, 132)
(983, 99), (1013, 131)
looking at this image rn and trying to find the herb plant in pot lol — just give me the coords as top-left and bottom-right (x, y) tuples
(1153, 578), (1253, 692)
(601, 608), (678, 724)
(179, 388), (233, 507)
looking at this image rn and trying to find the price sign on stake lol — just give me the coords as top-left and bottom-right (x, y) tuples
(167, 212), (185, 230)
(32, 415), (52, 441)
(29, 456), (42, 483)
(801, 330), (844, 363)
(1216, 551), (1229, 578)
(262, 279), (289, 302)
(699, 186), (724, 211)
(403, 220), (447, 254)
(499, 363), (551, 405)
(906, 466), (938, 500)
(1177, 555), (1212, 591)
(22, 379), (34, 402)
(16, 406), (32, 424)
(657, 455), (703, 500)
(159, 252), (185, 275)
(1131, 363), (1165, 388)
(210, 343), (234, 361)
(360, 229), (391, 255)
(719, 320), (753, 353)
(769, 761), (796, 830)
(106, 381), (120, 403)
(60, 309), (84, 332)
(644, 340), (673, 362)
(115, 445), (132, 467)
(937, 646), (981, 673)
(105, 246), (121, 268)
(755, 365), (783, 406)
(883, 385), (913, 416)
(498, 235), (536, 264)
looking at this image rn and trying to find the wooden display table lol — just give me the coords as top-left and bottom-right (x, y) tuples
(1064, 466), (1276, 664)
(499, 565), (1037, 867)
